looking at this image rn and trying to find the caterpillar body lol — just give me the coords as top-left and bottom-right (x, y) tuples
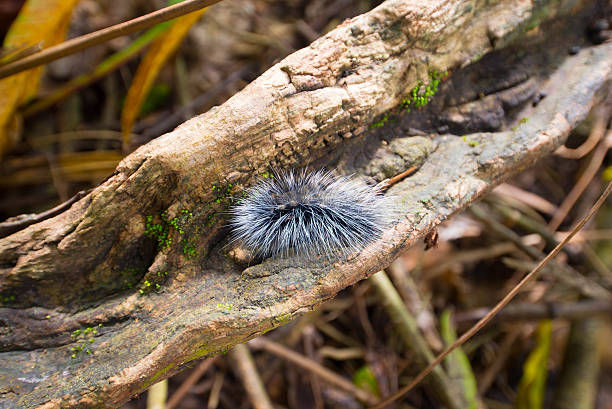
(229, 169), (394, 260)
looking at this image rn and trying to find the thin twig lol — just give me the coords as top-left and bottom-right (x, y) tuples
(470, 204), (612, 301)
(0, 189), (90, 238)
(549, 131), (612, 230)
(376, 166), (419, 191)
(166, 358), (216, 409)
(477, 327), (521, 395)
(455, 300), (612, 323)
(370, 181), (612, 409)
(229, 344), (274, 409)
(555, 106), (610, 159)
(249, 337), (379, 405)
(0, 0), (222, 79)
(493, 183), (558, 215)
(369, 271), (465, 409)
(491, 199), (612, 285)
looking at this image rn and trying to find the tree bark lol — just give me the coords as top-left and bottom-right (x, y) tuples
(0, 0), (611, 408)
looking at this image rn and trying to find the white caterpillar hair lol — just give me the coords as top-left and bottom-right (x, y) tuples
(229, 169), (395, 260)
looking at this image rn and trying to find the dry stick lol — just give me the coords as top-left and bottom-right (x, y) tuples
(549, 131), (612, 230)
(377, 166), (419, 192)
(370, 181), (612, 409)
(207, 372), (225, 409)
(0, 0), (222, 79)
(493, 183), (558, 215)
(146, 379), (168, 409)
(249, 337), (379, 406)
(555, 106), (609, 159)
(470, 204), (612, 301)
(0, 189), (91, 238)
(166, 358), (217, 409)
(477, 327), (522, 395)
(550, 318), (601, 409)
(454, 299), (612, 324)
(229, 344), (274, 409)
(370, 271), (464, 409)
(493, 199), (612, 286)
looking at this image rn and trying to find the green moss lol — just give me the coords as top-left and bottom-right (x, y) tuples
(207, 181), (243, 231)
(145, 209), (204, 259)
(462, 135), (481, 147)
(217, 302), (234, 311)
(181, 224), (202, 258)
(211, 183), (236, 205)
(185, 345), (214, 363)
(183, 242), (198, 257)
(401, 69), (446, 113)
(369, 113), (389, 129)
(139, 271), (168, 295)
(143, 363), (176, 389)
(145, 209), (194, 249)
(512, 117), (529, 131)
(70, 324), (103, 359)
(144, 214), (171, 249)
(369, 69), (447, 130)
(275, 313), (293, 325)
(119, 267), (141, 289)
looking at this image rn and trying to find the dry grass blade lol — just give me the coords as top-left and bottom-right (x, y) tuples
(121, 6), (208, 150)
(0, 0), (222, 80)
(0, 0), (81, 157)
(370, 181), (612, 409)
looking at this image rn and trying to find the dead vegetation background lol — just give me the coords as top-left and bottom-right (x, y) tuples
(1, 1), (612, 408)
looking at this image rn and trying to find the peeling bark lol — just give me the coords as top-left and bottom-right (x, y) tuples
(0, 0), (611, 408)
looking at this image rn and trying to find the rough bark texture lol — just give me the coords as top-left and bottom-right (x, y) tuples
(0, 0), (611, 408)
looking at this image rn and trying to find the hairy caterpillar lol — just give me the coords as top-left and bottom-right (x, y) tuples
(229, 169), (395, 260)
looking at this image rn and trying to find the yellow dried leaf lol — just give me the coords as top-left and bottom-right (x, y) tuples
(0, 0), (81, 157)
(121, 7), (207, 149)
